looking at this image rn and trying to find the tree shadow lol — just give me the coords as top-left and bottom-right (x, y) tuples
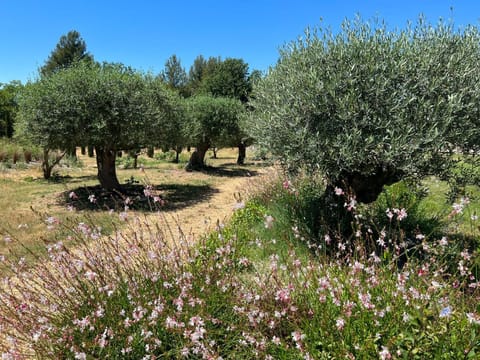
(62, 183), (218, 212)
(57, 175), (98, 184)
(199, 165), (259, 178)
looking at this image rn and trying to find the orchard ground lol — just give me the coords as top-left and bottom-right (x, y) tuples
(0, 147), (480, 358)
(0, 147), (267, 265)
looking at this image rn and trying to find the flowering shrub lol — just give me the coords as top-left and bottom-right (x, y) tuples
(359, 181), (444, 254)
(0, 177), (479, 359)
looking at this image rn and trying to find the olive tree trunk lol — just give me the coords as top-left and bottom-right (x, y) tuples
(237, 142), (246, 165)
(335, 166), (402, 204)
(186, 143), (210, 171)
(174, 146), (182, 163)
(147, 146), (155, 158)
(41, 149), (66, 180)
(96, 147), (121, 190)
(66, 144), (77, 159)
(87, 145), (95, 157)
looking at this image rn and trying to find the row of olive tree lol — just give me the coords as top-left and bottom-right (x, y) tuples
(250, 17), (480, 204)
(7, 30), (258, 175)
(15, 62), (182, 190)
(15, 61), (247, 190)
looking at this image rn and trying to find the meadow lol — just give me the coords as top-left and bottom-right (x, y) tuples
(0, 144), (479, 359)
(0, 147), (263, 265)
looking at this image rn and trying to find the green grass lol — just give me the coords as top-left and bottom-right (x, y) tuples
(421, 176), (480, 237)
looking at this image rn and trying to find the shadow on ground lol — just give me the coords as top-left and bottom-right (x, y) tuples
(198, 164), (260, 178)
(62, 183), (218, 212)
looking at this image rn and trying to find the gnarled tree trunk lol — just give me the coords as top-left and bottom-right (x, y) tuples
(185, 143), (209, 171)
(42, 148), (66, 180)
(335, 165), (402, 204)
(96, 147), (121, 190)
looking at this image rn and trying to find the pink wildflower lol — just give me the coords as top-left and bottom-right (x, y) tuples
(336, 317), (345, 330)
(379, 346), (392, 360)
(74, 352), (87, 360)
(291, 330), (305, 342)
(84, 271), (97, 281)
(272, 336), (281, 345)
(324, 234), (331, 245)
(396, 208), (407, 221)
(233, 201), (245, 210)
(344, 196), (357, 211)
(275, 287), (292, 304)
(466, 312), (480, 325)
(439, 237), (448, 246)
(386, 208), (394, 220)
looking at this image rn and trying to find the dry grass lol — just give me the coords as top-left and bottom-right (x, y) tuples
(0, 147), (268, 266)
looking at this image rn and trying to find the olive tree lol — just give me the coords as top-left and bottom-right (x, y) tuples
(199, 58), (256, 164)
(16, 65), (88, 179)
(147, 75), (186, 162)
(250, 17), (480, 203)
(16, 62), (178, 189)
(184, 95), (244, 170)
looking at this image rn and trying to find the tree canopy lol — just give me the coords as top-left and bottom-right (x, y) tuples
(250, 17), (480, 203)
(16, 62), (180, 189)
(184, 95), (244, 170)
(200, 58), (252, 103)
(161, 55), (188, 97)
(0, 81), (22, 138)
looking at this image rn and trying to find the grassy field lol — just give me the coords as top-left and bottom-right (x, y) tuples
(0, 147), (264, 263)
(1, 157), (479, 358)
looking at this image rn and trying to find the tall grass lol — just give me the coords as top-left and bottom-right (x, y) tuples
(0, 138), (41, 165)
(0, 173), (479, 359)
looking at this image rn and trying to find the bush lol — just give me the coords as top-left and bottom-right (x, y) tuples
(154, 150), (189, 163)
(446, 155), (480, 203)
(360, 181), (444, 253)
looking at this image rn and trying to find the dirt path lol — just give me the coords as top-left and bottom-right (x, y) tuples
(142, 167), (268, 240)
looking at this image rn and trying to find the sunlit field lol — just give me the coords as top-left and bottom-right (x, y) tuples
(0, 147), (264, 263)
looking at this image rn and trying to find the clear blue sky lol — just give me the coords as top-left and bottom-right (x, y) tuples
(1, 0), (479, 84)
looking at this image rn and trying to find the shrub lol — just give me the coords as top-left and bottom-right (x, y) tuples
(446, 155), (480, 203)
(359, 181), (444, 254)
(0, 138), (41, 163)
(0, 171), (479, 359)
